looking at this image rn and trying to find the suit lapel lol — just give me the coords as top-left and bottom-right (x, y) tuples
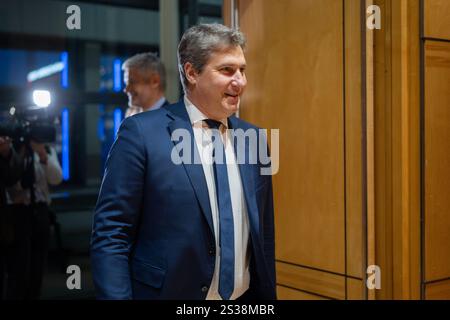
(165, 103), (262, 238)
(166, 101), (214, 235)
(228, 116), (261, 236)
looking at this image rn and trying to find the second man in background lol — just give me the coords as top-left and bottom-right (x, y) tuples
(122, 52), (168, 118)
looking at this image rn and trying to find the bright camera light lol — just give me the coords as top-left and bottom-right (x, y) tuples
(33, 90), (51, 107)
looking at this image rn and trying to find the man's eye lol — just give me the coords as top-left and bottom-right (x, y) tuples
(221, 67), (234, 74)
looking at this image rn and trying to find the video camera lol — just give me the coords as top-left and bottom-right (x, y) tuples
(0, 118), (55, 144)
(0, 90), (56, 144)
(0, 90), (56, 145)
(0, 91), (58, 196)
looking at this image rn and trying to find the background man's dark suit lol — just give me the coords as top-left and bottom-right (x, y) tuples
(91, 100), (276, 299)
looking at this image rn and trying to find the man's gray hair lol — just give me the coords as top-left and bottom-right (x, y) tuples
(177, 23), (246, 93)
(122, 52), (166, 91)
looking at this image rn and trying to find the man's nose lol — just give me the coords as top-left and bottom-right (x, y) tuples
(231, 71), (247, 89)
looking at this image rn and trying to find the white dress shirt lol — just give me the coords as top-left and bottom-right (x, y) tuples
(184, 96), (250, 300)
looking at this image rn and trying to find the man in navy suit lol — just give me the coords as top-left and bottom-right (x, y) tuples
(91, 23), (276, 300)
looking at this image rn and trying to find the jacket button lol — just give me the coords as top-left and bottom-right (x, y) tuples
(201, 286), (209, 292)
(209, 248), (215, 255)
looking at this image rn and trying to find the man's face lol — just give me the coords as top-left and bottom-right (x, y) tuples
(123, 68), (158, 109)
(187, 46), (247, 120)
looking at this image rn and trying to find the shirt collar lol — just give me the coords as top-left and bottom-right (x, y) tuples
(146, 96), (166, 112)
(183, 96), (228, 129)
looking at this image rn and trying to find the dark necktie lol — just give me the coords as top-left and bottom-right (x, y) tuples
(204, 119), (235, 300)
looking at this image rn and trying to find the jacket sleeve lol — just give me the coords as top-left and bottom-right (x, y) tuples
(90, 116), (146, 299)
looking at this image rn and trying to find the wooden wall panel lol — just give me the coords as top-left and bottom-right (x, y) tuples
(276, 261), (345, 300)
(347, 278), (365, 300)
(371, 0), (421, 299)
(373, 0), (393, 298)
(425, 279), (450, 300)
(223, 0), (424, 300)
(237, 0), (346, 274)
(424, 40), (450, 282)
(390, 0), (421, 299)
(345, 0), (364, 279)
(424, 0), (450, 41)
(277, 285), (327, 300)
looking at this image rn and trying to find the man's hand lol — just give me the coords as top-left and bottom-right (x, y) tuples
(0, 136), (12, 158)
(30, 140), (48, 164)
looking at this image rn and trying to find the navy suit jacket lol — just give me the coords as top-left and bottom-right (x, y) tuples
(90, 100), (276, 299)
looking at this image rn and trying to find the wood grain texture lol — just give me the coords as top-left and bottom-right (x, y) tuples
(347, 278), (365, 300)
(277, 285), (328, 300)
(425, 279), (450, 300)
(424, 0), (450, 40)
(238, 0), (346, 275)
(276, 261), (345, 300)
(424, 40), (450, 282)
(371, 0), (421, 299)
(345, 0), (364, 280)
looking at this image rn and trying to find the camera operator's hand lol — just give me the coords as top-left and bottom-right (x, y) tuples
(0, 136), (12, 158)
(30, 140), (48, 165)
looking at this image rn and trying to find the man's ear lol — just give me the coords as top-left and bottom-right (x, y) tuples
(149, 73), (161, 89)
(184, 62), (198, 86)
